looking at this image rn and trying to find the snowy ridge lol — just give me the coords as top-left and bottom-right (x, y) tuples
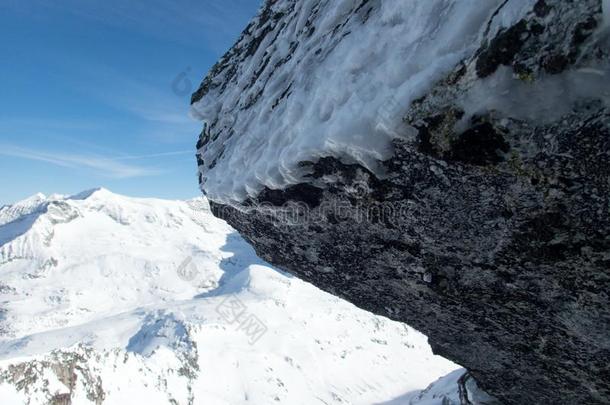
(0, 193), (47, 227)
(0, 190), (461, 404)
(191, 0), (535, 203)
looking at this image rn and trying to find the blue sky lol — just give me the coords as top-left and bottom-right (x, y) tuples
(0, 0), (261, 205)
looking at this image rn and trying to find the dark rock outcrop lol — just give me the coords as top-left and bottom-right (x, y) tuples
(192, 1), (610, 403)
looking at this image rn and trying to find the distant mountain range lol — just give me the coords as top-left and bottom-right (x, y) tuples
(0, 189), (461, 404)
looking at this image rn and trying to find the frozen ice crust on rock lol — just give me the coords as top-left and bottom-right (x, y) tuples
(191, 0), (536, 204)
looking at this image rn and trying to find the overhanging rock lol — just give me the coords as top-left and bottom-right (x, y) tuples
(192, 1), (610, 403)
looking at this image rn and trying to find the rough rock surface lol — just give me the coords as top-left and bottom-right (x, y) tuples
(192, 1), (610, 404)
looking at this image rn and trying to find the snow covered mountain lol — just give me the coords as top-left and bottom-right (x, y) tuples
(0, 189), (465, 404)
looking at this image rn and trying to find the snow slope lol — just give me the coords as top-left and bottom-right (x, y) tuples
(191, 0), (536, 204)
(0, 189), (462, 404)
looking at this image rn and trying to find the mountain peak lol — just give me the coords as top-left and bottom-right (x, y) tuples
(68, 187), (111, 200)
(17, 192), (47, 205)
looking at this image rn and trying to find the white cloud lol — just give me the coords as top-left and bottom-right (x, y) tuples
(0, 145), (168, 179)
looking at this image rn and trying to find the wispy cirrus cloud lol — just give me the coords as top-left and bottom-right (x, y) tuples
(0, 144), (186, 178)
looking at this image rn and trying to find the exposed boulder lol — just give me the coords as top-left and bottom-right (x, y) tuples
(192, 1), (610, 403)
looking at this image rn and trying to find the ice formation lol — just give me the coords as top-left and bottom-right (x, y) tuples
(191, 0), (536, 203)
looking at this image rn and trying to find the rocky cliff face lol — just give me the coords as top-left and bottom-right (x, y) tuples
(191, 1), (610, 404)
